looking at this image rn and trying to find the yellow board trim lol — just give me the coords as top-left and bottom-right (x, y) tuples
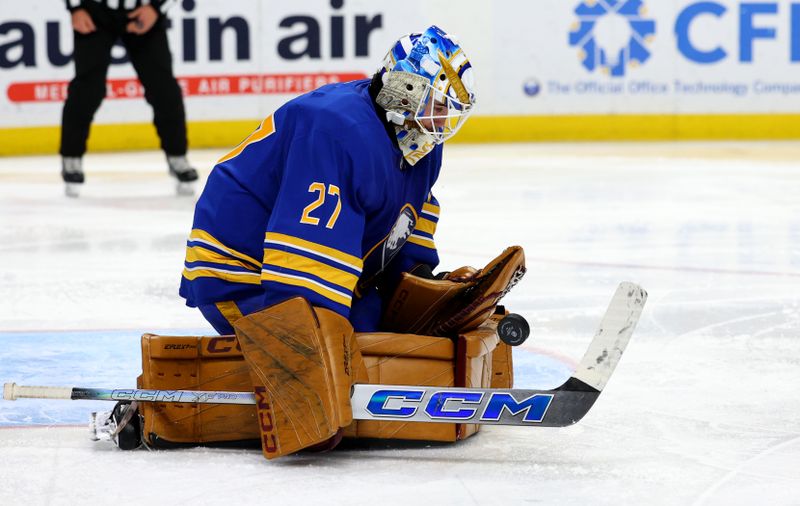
(4, 114), (800, 156)
(263, 248), (358, 291)
(453, 114), (800, 142)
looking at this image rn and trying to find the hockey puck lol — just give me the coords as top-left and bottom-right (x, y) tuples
(497, 313), (530, 346)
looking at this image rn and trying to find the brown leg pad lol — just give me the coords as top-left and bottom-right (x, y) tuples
(233, 297), (360, 460)
(490, 342), (514, 389)
(138, 334), (259, 446)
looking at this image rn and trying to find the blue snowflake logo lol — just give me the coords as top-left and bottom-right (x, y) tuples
(568, 0), (656, 77)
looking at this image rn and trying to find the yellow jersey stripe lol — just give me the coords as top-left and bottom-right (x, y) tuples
(415, 217), (437, 236)
(262, 269), (352, 308)
(264, 232), (363, 271)
(407, 234), (436, 249)
(217, 115), (276, 164)
(185, 245), (260, 272)
(188, 229), (261, 268)
(422, 202), (440, 218)
(215, 301), (244, 324)
(182, 266), (261, 284)
(264, 249), (358, 291)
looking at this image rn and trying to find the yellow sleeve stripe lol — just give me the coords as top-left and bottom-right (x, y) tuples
(185, 245), (260, 272)
(182, 266), (261, 284)
(215, 301), (244, 324)
(422, 202), (440, 218)
(407, 234), (436, 249)
(415, 217), (437, 236)
(217, 115), (276, 165)
(262, 269), (352, 308)
(188, 229), (261, 268)
(265, 232), (363, 272)
(263, 249), (358, 291)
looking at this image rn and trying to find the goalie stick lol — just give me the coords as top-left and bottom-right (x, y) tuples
(3, 282), (646, 427)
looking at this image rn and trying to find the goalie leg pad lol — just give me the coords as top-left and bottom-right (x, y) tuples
(135, 318), (509, 447)
(491, 341), (514, 389)
(138, 334), (259, 447)
(233, 297), (362, 460)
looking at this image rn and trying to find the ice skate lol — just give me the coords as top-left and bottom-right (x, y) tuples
(89, 401), (142, 450)
(167, 155), (198, 196)
(61, 156), (84, 198)
(89, 409), (115, 442)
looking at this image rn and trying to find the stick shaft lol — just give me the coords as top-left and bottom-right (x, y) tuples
(4, 383), (72, 400)
(4, 382), (592, 426)
(3, 282), (647, 427)
(3, 383), (256, 405)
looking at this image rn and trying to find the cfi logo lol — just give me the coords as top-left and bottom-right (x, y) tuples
(568, 0), (656, 77)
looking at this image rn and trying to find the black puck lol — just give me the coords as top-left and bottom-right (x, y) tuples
(497, 313), (530, 346)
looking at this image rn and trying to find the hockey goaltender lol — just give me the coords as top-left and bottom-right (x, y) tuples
(97, 25), (527, 459)
(0, 24), (649, 459)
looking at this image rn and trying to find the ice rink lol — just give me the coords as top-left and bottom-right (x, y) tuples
(1, 142), (798, 505)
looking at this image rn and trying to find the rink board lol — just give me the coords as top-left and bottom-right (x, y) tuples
(3, 0), (800, 153)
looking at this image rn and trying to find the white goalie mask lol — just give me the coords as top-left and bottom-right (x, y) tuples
(375, 26), (476, 165)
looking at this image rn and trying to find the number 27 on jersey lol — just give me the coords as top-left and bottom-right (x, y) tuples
(300, 182), (341, 229)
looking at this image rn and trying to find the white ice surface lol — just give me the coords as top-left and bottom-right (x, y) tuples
(1, 142), (799, 505)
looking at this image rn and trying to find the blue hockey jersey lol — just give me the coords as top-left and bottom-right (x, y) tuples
(179, 79), (443, 333)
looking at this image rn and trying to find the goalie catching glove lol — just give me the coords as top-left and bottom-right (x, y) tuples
(381, 246), (526, 336)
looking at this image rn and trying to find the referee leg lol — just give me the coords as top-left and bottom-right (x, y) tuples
(59, 10), (116, 157)
(124, 19), (187, 157)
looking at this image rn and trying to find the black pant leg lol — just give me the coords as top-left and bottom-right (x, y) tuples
(123, 19), (187, 156)
(59, 7), (118, 157)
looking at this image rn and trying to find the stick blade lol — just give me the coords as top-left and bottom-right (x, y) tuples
(572, 282), (648, 392)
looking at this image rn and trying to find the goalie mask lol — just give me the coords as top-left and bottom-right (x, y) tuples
(376, 25), (476, 165)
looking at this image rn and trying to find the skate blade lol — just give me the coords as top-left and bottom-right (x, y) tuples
(89, 411), (115, 442)
(65, 183), (82, 198)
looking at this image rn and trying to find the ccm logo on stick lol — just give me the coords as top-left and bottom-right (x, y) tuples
(365, 389), (554, 423)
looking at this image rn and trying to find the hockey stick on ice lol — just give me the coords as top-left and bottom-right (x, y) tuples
(3, 282), (646, 427)
(350, 281), (647, 426)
